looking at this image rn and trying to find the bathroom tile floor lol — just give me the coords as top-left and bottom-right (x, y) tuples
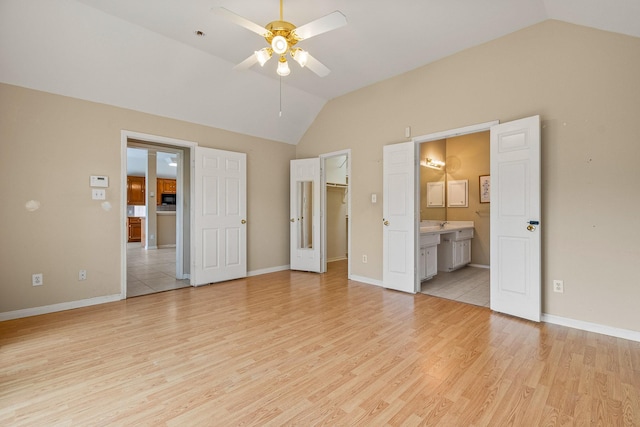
(127, 243), (190, 298)
(420, 266), (490, 307)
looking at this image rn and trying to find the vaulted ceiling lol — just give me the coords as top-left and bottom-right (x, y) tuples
(1, 0), (638, 144)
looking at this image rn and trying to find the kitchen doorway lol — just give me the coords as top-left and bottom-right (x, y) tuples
(121, 131), (194, 298)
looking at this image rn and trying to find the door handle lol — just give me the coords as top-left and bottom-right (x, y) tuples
(241, 219), (246, 224)
(290, 218), (295, 223)
(527, 224), (535, 231)
(383, 220), (390, 226)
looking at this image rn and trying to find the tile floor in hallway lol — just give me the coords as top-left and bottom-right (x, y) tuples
(126, 243), (190, 297)
(420, 266), (490, 307)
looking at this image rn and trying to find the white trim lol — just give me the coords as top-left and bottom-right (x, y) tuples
(248, 265), (290, 277)
(412, 120), (499, 144)
(0, 295), (122, 321)
(328, 256), (348, 263)
(468, 263), (490, 269)
(158, 244), (177, 249)
(542, 313), (640, 343)
(350, 275), (383, 287)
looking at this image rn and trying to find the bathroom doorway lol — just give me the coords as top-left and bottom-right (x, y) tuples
(418, 131), (490, 307)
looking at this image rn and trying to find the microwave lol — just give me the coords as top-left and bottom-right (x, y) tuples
(161, 193), (176, 205)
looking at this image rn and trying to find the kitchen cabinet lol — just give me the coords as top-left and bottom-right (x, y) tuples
(419, 233), (440, 281)
(127, 217), (141, 242)
(127, 176), (145, 206)
(158, 178), (176, 194)
(437, 228), (473, 272)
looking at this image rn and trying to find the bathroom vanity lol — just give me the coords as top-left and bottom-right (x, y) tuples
(419, 221), (474, 281)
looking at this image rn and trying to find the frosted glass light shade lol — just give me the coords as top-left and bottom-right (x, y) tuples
(277, 59), (290, 76)
(271, 35), (288, 54)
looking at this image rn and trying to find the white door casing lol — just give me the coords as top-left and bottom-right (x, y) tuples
(382, 141), (416, 293)
(490, 115), (541, 321)
(193, 147), (247, 286)
(290, 158), (321, 272)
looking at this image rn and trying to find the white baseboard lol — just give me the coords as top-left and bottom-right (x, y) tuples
(327, 256), (348, 263)
(248, 265), (290, 277)
(158, 244), (176, 249)
(0, 294), (122, 322)
(542, 313), (640, 343)
(349, 275), (383, 287)
(468, 263), (490, 269)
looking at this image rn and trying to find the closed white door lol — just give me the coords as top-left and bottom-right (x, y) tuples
(490, 115), (541, 321)
(193, 147), (247, 286)
(290, 158), (321, 272)
(382, 141), (416, 293)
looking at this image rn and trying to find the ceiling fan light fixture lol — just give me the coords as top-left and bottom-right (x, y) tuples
(255, 47), (272, 66)
(271, 35), (288, 55)
(277, 56), (290, 76)
(292, 48), (309, 67)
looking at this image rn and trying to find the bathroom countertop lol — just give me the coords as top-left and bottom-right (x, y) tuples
(419, 221), (474, 234)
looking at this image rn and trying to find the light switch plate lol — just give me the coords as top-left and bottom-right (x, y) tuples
(92, 189), (106, 200)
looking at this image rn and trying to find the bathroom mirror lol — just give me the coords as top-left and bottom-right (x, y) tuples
(297, 181), (314, 249)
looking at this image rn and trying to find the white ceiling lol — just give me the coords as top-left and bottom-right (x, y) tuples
(1, 0), (638, 144)
(127, 148), (178, 178)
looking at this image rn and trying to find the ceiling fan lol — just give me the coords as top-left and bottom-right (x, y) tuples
(215, 0), (347, 77)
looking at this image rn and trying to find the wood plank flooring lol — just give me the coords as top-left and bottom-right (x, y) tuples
(1, 260), (639, 426)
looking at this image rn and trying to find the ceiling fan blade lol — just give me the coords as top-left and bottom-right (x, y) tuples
(304, 53), (331, 77)
(293, 11), (347, 40)
(233, 53), (259, 71)
(214, 7), (273, 38)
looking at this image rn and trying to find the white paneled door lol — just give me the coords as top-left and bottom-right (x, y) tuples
(490, 115), (541, 321)
(193, 147), (247, 286)
(382, 141), (416, 293)
(290, 158), (321, 272)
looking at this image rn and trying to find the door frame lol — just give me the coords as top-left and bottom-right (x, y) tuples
(320, 149), (351, 278)
(120, 130), (197, 298)
(413, 121), (498, 293)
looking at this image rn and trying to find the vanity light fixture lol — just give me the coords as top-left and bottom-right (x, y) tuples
(421, 158), (445, 170)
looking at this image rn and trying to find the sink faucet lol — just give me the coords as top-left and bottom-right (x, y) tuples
(440, 221), (448, 229)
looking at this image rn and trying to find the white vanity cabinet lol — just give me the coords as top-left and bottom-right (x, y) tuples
(419, 233), (440, 281)
(437, 228), (474, 272)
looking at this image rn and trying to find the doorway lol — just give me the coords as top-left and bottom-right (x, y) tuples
(321, 151), (350, 277)
(382, 117), (541, 322)
(418, 131), (490, 307)
(121, 131), (195, 299)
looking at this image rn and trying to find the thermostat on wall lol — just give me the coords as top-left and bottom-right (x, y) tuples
(90, 175), (109, 188)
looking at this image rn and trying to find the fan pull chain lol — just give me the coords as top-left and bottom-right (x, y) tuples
(279, 76), (283, 117)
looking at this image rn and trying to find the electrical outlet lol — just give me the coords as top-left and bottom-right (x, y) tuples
(32, 273), (43, 286)
(362, 255), (368, 263)
(553, 279), (564, 293)
(79, 270), (87, 281)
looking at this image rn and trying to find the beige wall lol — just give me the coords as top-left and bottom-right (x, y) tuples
(0, 84), (295, 312)
(296, 20), (640, 332)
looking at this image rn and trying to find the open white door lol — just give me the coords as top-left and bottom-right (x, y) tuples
(193, 147), (247, 286)
(383, 141), (416, 293)
(290, 158), (321, 272)
(490, 115), (541, 321)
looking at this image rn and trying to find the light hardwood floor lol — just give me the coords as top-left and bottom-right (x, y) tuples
(1, 260), (639, 426)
